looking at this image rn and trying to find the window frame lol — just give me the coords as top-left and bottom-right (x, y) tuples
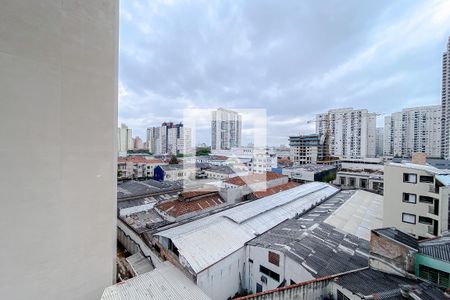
(402, 213), (416, 224)
(402, 193), (417, 204)
(403, 173), (417, 184)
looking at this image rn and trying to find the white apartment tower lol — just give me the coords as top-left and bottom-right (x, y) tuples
(442, 36), (450, 159)
(384, 106), (441, 158)
(211, 108), (242, 150)
(118, 123), (133, 153)
(147, 123), (192, 155)
(316, 108), (377, 159)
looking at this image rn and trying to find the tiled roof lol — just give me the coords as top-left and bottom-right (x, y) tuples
(373, 228), (418, 250)
(224, 172), (285, 186)
(118, 156), (163, 164)
(419, 234), (450, 262)
(251, 182), (300, 198)
(155, 193), (225, 217)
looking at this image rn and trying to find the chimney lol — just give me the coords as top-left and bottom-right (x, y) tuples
(411, 153), (427, 165)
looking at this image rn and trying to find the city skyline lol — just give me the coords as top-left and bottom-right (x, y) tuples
(119, 0), (450, 145)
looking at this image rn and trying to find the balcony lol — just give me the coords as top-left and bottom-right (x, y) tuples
(428, 185), (439, 194)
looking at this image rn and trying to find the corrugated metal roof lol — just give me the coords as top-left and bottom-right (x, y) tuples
(101, 261), (211, 300)
(324, 190), (383, 241)
(156, 182), (338, 273)
(435, 174), (450, 186)
(419, 235), (450, 262)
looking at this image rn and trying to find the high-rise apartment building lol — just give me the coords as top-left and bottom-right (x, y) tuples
(147, 127), (161, 154)
(316, 108), (377, 159)
(375, 127), (384, 157)
(441, 37), (450, 159)
(211, 108), (242, 150)
(147, 123), (192, 155)
(0, 1), (117, 299)
(118, 123), (133, 153)
(288, 133), (327, 165)
(384, 106), (441, 158)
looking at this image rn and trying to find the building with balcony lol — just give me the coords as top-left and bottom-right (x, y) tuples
(316, 108), (377, 159)
(211, 108), (242, 150)
(384, 105), (441, 158)
(383, 158), (450, 239)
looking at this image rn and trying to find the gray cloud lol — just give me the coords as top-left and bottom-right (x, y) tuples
(119, 0), (450, 145)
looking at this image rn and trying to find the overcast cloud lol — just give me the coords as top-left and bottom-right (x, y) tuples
(119, 0), (450, 146)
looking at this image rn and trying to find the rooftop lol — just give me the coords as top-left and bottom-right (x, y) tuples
(324, 190), (383, 241)
(284, 164), (336, 173)
(248, 190), (371, 277)
(156, 182), (339, 273)
(419, 234), (450, 262)
(373, 227), (419, 250)
(224, 172), (285, 186)
(117, 179), (183, 199)
(101, 261), (211, 300)
(118, 156), (163, 164)
(160, 163), (197, 171)
(237, 267), (445, 300)
(388, 161), (450, 176)
(155, 192), (226, 218)
(335, 268), (443, 300)
(205, 165), (237, 174)
(250, 181), (300, 199)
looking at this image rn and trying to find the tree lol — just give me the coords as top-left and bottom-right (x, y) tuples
(168, 155), (179, 164)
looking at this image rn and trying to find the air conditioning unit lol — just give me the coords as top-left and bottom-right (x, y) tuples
(261, 275), (267, 284)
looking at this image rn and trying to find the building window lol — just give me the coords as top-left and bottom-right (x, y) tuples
(268, 251), (280, 266)
(403, 173), (417, 183)
(419, 265), (450, 288)
(337, 290), (350, 300)
(419, 196), (434, 204)
(402, 193), (417, 204)
(259, 265), (280, 282)
(418, 217), (434, 226)
(420, 175), (434, 183)
(402, 213), (416, 224)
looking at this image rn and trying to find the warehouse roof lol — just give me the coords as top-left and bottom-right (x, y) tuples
(156, 182), (338, 273)
(101, 261), (211, 300)
(155, 193), (226, 218)
(335, 268), (444, 300)
(324, 190), (383, 241)
(117, 179), (183, 199)
(248, 190), (371, 278)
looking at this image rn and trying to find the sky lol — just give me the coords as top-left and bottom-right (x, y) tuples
(119, 0), (450, 146)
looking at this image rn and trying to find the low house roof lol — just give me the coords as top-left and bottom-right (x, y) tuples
(224, 172), (285, 186)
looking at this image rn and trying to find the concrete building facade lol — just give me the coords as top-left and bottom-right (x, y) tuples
(211, 108), (242, 150)
(288, 133), (327, 165)
(383, 161), (450, 239)
(316, 108), (377, 159)
(118, 123), (133, 154)
(442, 36), (450, 159)
(147, 122), (192, 155)
(0, 1), (118, 299)
(384, 106), (441, 158)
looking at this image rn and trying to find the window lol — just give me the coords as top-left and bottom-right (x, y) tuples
(419, 196), (434, 204)
(419, 216), (433, 225)
(402, 213), (416, 224)
(268, 251), (280, 266)
(337, 290), (350, 300)
(403, 173), (417, 183)
(419, 265), (450, 287)
(420, 175), (434, 183)
(402, 193), (417, 204)
(256, 283), (263, 293)
(259, 265), (280, 282)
